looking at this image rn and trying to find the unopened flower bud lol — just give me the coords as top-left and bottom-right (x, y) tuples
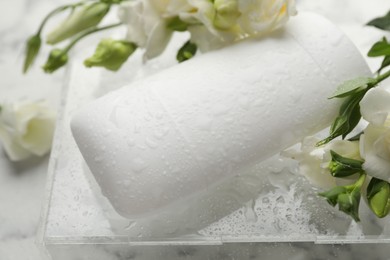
(367, 178), (390, 218)
(213, 0), (240, 30)
(100, 0), (122, 4)
(23, 34), (41, 73)
(337, 192), (360, 222)
(319, 186), (347, 206)
(84, 39), (137, 71)
(42, 49), (68, 73)
(47, 2), (110, 44)
(176, 41), (197, 63)
(328, 150), (363, 177)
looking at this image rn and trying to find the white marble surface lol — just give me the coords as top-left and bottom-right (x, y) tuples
(0, 0), (64, 259)
(1, 0), (390, 259)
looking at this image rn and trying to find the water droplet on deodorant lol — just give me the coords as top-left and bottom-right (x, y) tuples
(127, 138), (135, 147)
(238, 96), (250, 110)
(109, 108), (118, 126)
(212, 103), (229, 116)
(123, 179), (131, 187)
(154, 111), (164, 119)
(331, 32), (344, 47)
(131, 158), (148, 173)
(145, 137), (158, 148)
(94, 156), (103, 162)
(153, 126), (170, 139)
(196, 115), (213, 130)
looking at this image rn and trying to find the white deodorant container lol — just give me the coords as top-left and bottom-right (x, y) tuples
(71, 12), (371, 218)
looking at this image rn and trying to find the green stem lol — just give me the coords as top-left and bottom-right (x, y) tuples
(356, 172), (366, 187)
(375, 68), (390, 85)
(347, 172), (366, 191)
(36, 1), (90, 36)
(63, 22), (122, 53)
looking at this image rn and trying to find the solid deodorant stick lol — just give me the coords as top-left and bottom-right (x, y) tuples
(71, 12), (371, 218)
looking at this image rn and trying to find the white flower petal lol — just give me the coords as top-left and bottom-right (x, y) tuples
(238, 0), (294, 35)
(20, 113), (56, 156)
(363, 153), (390, 182)
(326, 139), (361, 160)
(118, 2), (148, 47)
(282, 136), (336, 189)
(360, 88), (390, 126)
(373, 130), (390, 161)
(143, 21), (173, 60)
(0, 124), (32, 161)
(164, 0), (193, 16)
(359, 133), (366, 159)
(362, 124), (387, 156)
(188, 25), (228, 52)
(283, 136), (362, 190)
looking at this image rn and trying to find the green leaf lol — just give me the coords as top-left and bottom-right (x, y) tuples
(367, 11), (390, 31)
(378, 55), (390, 73)
(342, 96), (362, 139)
(368, 37), (390, 57)
(329, 77), (375, 99)
(176, 40), (197, 63)
(167, 16), (189, 32)
(328, 150), (363, 178)
(367, 178), (390, 218)
(317, 92), (365, 146)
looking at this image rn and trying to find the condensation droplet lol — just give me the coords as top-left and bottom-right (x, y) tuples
(145, 137), (158, 148)
(131, 158), (148, 173)
(94, 156), (103, 162)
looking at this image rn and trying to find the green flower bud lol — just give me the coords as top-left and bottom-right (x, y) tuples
(213, 0), (241, 30)
(23, 34), (41, 73)
(328, 150), (363, 178)
(47, 2), (110, 44)
(167, 17), (189, 32)
(100, 0), (122, 4)
(319, 186), (348, 207)
(176, 41), (197, 63)
(367, 178), (390, 218)
(337, 191), (361, 222)
(319, 173), (365, 222)
(42, 49), (68, 73)
(84, 39), (137, 71)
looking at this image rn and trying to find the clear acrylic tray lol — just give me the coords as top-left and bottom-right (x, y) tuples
(38, 38), (390, 260)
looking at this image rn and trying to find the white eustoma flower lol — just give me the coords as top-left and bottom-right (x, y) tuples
(360, 88), (390, 182)
(282, 136), (361, 189)
(119, 0), (297, 55)
(184, 0), (297, 52)
(0, 101), (56, 161)
(180, 0), (232, 51)
(237, 0), (297, 36)
(118, 0), (192, 60)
